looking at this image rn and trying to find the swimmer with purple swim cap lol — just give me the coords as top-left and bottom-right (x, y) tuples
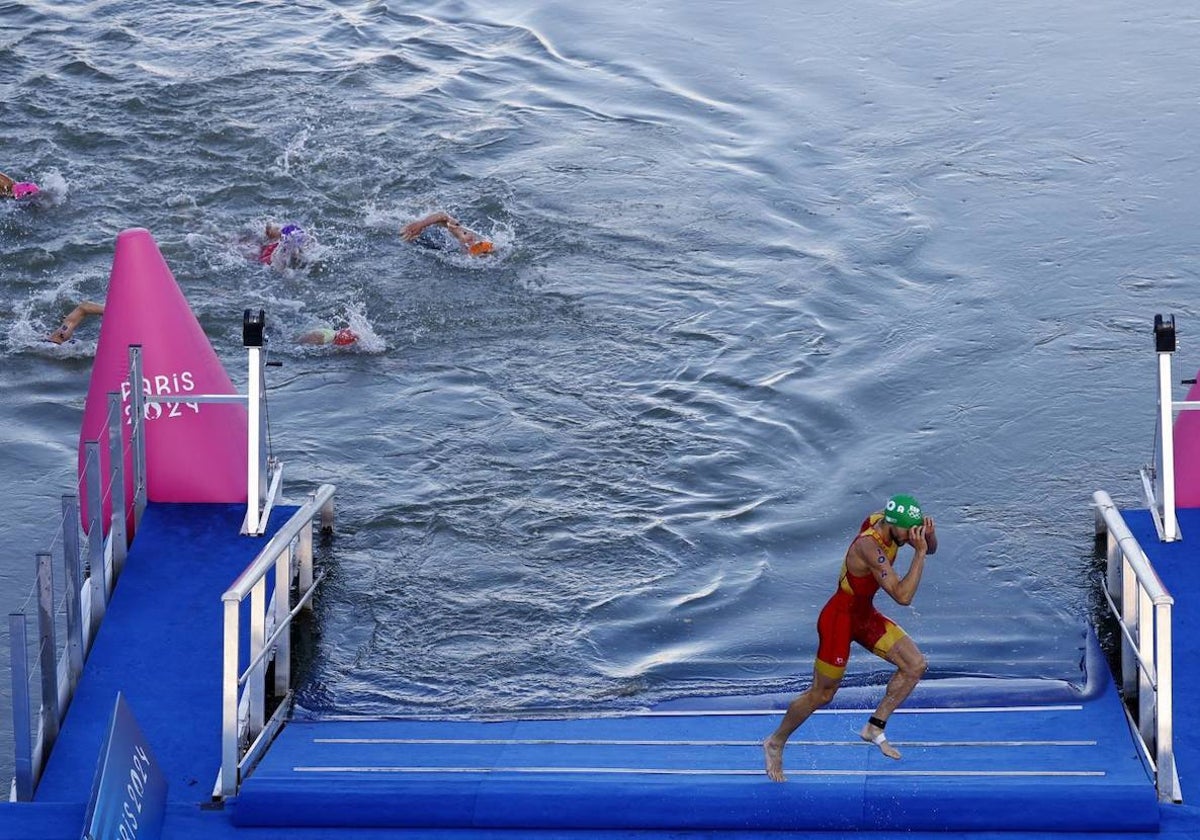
(0, 171), (40, 200)
(259, 221), (309, 266)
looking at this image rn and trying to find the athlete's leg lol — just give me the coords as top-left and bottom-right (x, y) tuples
(764, 665), (842, 782)
(860, 634), (927, 759)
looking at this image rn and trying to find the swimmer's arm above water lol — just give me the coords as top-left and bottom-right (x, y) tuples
(48, 300), (104, 344)
(401, 212), (494, 256)
(401, 212), (451, 241)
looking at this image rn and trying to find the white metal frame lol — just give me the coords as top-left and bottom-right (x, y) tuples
(1093, 490), (1179, 803)
(1146, 328), (1200, 543)
(129, 338), (279, 537)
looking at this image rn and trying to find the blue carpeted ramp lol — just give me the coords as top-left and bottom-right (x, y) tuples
(232, 667), (1158, 832)
(33, 502), (299, 805)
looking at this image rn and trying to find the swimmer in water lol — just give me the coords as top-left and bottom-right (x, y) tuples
(0, 171), (40, 199)
(258, 222), (307, 266)
(401, 212), (494, 256)
(296, 326), (359, 347)
(259, 223), (282, 264)
(46, 301), (104, 344)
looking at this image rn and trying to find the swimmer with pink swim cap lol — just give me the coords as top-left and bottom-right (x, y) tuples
(0, 171), (40, 199)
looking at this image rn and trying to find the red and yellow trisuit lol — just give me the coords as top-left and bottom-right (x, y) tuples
(814, 512), (909, 680)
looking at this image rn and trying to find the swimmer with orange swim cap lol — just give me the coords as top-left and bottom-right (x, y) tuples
(763, 494), (938, 781)
(401, 212), (494, 257)
(297, 326), (359, 347)
(0, 171), (40, 200)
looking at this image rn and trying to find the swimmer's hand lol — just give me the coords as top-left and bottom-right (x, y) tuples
(47, 324), (72, 345)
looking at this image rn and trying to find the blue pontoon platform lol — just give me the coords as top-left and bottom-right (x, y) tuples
(0, 504), (1166, 837)
(231, 682), (1156, 833)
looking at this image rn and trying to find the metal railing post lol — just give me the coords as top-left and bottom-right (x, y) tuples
(84, 441), (107, 641)
(274, 548), (291, 695)
(1105, 529), (1120, 608)
(36, 552), (61, 755)
(244, 310), (266, 536)
(246, 345), (262, 535)
(297, 514), (313, 609)
(1156, 603), (1177, 800)
(1158, 350), (1180, 540)
(1121, 555), (1138, 697)
(221, 598), (240, 798)
(320, 497), (334, 533)
(9, 613), (34, 801)
(61, 496), (85, 689)
(129, 346), (147, 529)
(1138, 588), (1155, 747)
(249, 577), (266, 737)
(107, 391), (129, 573)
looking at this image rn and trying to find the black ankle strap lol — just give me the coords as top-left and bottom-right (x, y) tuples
(869, 716), (887, 730)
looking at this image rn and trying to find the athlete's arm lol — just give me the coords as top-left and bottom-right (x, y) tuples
(48, 301), (104, 344)
(922, 516), (938, 555)
(443, 217), (474, 246)
(861, 527), (927, 606)
(401, 212), (451, 241)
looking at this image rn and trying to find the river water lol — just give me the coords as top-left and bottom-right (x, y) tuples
(2, 0), (1198, 781)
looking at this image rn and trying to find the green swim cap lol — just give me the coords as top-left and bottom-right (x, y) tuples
(884, 494), (923, 528)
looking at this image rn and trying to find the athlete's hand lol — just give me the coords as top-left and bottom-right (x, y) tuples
(920, 515), (937, 554)
(908, 525), (928, 554)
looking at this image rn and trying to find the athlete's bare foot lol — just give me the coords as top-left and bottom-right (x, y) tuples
(860, 723), (901, 759)
(763, 737), (787, 781)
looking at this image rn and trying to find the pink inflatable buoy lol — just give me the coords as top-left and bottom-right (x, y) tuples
(78, 228), (248, 536)
(1174, 375), (1200, 508)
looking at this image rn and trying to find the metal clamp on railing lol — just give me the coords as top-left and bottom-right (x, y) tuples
(1093, 490), (1179, 803)
(217, 484), (335, 799)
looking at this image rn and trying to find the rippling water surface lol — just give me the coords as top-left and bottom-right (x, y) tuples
(3, 0), (1199, 779)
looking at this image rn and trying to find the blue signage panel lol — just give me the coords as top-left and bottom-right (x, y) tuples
(82, 692), (167, 840)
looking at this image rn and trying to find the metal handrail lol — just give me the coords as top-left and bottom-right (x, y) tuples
(8, 394), (132, 801)
(235, 571), (326, 689)
(1094, 492), (1172, 605)
(1092, 490), (1179, 803)
(219, 486), (335, 799)
(223, 484), (334, 602)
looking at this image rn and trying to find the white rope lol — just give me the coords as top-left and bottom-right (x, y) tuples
(13, 580), (39, 617)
